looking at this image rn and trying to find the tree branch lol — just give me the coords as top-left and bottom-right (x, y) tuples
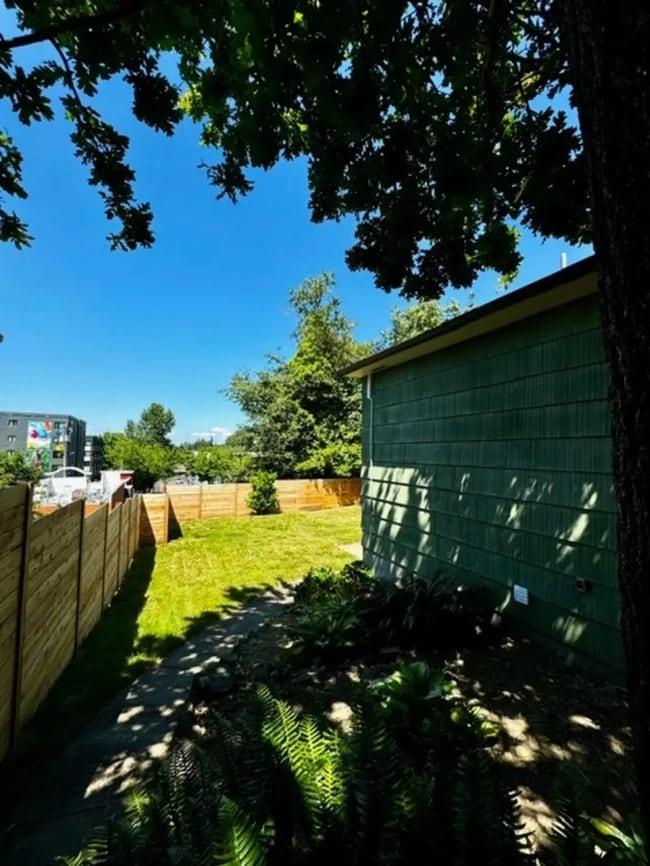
(0, 4), (139, 53)
(50, 39), (84, 111)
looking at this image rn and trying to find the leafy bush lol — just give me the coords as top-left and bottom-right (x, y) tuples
(371, 661), (500, 765)
(292, 566), (494, 661)
(287, 598), (362, 664)
(0, 451), (42, 488)
(365, 573), (494, 650)
(548, 795), (647, 865)
(294, 561), (372, 605)
(247, 471), (279, 515)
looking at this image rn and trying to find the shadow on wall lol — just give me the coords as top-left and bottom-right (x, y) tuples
(363, 461), (621, 678)
(322, 478), (361, 507)
(168, 498), (183, 541)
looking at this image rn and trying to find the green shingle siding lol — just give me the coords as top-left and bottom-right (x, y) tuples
(361, 295), (622, 674)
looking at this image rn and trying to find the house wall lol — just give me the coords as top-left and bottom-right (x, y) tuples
(361, 294), (622, 675)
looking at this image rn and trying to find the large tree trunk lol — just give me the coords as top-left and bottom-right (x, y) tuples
(559, 0), (650, 840)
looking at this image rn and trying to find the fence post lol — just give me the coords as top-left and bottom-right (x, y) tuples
(101, 503), (109, 610)
(199, 484), (204, 520)
(127, 500), (134, 566)
(116, 504), (123, 587)
(163, 492), (170, 544)
(10, 483), (33, 747)
(74, 499), (85, 652)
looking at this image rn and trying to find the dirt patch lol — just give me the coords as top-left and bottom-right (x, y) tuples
(180, 605), (633, 848)
(445, 638), (633, 843)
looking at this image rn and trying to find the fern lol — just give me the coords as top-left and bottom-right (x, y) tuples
(215, 797), (266, 866)
(64, 672), (640, 866)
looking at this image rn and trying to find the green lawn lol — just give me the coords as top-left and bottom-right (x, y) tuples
(15, 506), (361, 768)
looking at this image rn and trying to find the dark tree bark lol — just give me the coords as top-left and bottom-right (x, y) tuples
(559, 0), (650, 840)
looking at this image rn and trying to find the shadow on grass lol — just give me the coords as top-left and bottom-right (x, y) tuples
(132, 580), (290, 662)
(0, 546), (157, 820)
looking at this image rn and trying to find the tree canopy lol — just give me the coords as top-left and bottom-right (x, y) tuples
(125, 402), (175, 446)
(227, 274), (368, 478)
(0, 450), (41, 488)
(1, 0), (586, 297)
(103, 432), (176, 491)
(182, 445), (251, 483)
(376, 297), (470, 349)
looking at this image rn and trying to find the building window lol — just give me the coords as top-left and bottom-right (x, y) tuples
(8, 419), (17, 426)
(7, 434), (16, 442)
(6, 449), (14, 455)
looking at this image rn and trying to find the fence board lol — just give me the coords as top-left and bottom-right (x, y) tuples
(104, 505), (122, 603)
(166, 487), (201, 521)
(201, 485), (237, 518)
(0, 485), (28, 761)
(165, 478), (361, 521)
(118, 500), (131, 584)
(140, 494), (168, 545)
(130, 496), (140, 555)
(78, 505), (108, 645)
(17, 499), (83, 729)
(0, 488), (144, 760)
(0, 484), (32, 760)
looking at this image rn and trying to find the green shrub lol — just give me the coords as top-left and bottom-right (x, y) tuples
(294, 561), (372, 605)
(370, 661), (500, 766)
(293, 566), (494, 659)
(364, 573), (494, 650)
(247, 471), (279, 515)
(287, 598), (362, 664)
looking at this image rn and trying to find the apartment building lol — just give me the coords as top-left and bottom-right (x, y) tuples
(0, 411), (86, 473)
(83, 435), (105, 480)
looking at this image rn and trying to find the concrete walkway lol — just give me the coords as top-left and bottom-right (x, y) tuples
(2, 585), (295, 866)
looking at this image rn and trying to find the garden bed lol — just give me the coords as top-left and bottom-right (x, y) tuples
(70, 564), (638, 865)
(181, 588), (633, 849)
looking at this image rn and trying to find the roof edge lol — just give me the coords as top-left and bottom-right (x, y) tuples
(344, 255), (597, 378)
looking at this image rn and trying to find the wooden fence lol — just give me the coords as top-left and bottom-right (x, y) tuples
(166, 478), (361, 524)
(0, 477), (360, 762)
(0, 484), (142, 761)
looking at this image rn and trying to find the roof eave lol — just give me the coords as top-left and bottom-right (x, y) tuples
(344, 255), (597, 379)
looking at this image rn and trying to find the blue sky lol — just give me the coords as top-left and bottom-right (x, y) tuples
(0, 35), (591, 444)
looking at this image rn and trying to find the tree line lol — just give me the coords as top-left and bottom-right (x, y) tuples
(100, 281), (462, 490)
(1, 281), (457, 493)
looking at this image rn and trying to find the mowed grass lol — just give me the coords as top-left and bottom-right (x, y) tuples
(13, 506), (361, 771)
(133, 506), (361, 661)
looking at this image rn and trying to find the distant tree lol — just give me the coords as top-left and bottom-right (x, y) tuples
(0, 451), (41, 488)
(179, 444), (252, 483)
(125, 403), (175, 446)
(104, 433), (176, 491)
(225, 428), (256, 453)
(376, 297), (471, 349)
(179, 438), (214, 449)
(184, 447), (221, 483)
(227, 275), (368, 478)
